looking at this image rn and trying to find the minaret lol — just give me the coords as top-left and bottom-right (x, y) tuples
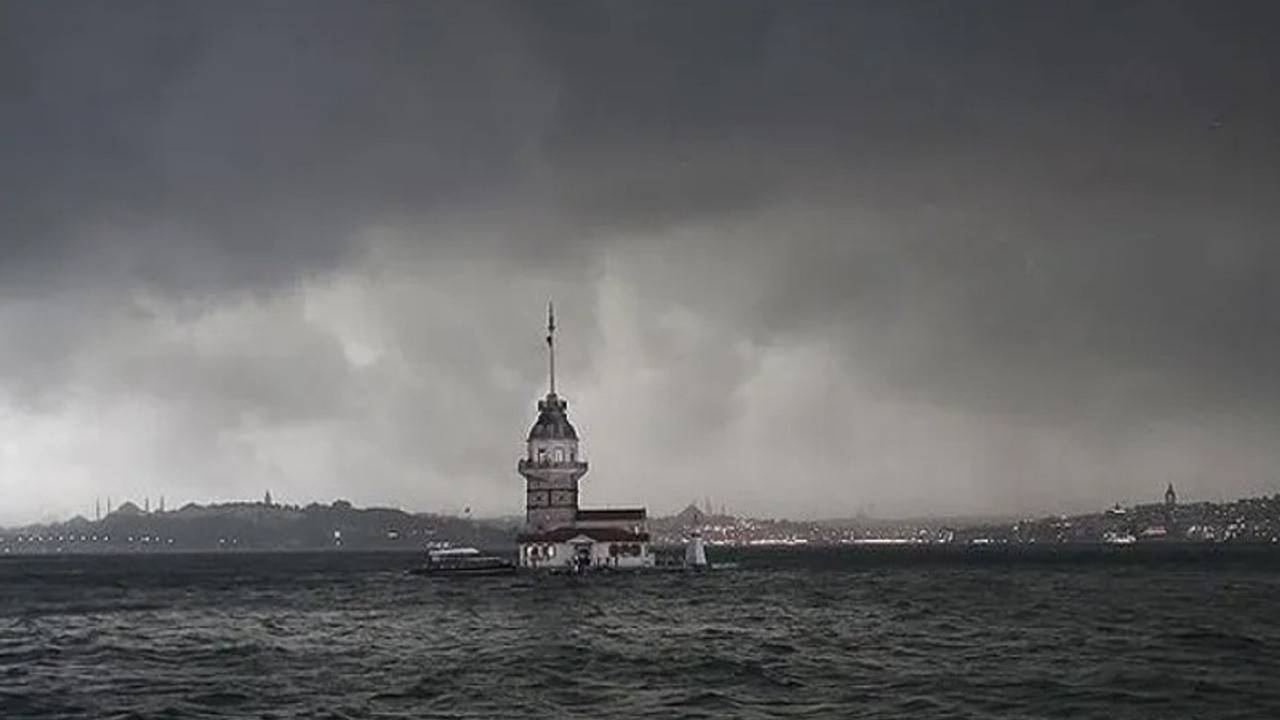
(517, 302), (589, 533)
(1163, 482), (1179, 539)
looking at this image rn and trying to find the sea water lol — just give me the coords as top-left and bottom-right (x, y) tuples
(2, 546), (1278, 719)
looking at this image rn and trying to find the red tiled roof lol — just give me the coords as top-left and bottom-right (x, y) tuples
(517, 527), (650, 543)
(575, 508), (647, 522)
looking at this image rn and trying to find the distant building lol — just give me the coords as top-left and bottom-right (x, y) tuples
(515, 304), (653, 570)
(675, 503), (707, 528)
(1165, 482), (1177, 507)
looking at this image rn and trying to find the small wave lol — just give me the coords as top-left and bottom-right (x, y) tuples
(1166, 627), (1266, 651)
(189, 690), (254, 708)
(662, 688), (743, 712)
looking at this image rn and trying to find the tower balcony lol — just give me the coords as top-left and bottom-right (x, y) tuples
(518, 458), (589, 473)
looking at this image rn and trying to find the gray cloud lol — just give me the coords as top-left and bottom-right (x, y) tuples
(2, 1), (1280, 524)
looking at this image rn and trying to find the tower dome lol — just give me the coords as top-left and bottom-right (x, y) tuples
(527, 393), (578, 441)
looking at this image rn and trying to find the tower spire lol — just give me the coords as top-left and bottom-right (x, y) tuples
(546, 301), (556, 396)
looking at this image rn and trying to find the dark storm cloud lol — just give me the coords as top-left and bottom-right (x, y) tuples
(1, 1), (565, 296)
(526, 0), (1280, 425)
(2, 1), (1280, 523)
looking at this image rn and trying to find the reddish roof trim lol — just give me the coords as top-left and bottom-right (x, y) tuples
(575, 508), (647, 521)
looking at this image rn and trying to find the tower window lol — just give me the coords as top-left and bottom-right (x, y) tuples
(554, 448), (564, 463)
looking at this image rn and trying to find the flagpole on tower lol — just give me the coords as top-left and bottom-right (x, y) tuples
(546, 301), (556, 396)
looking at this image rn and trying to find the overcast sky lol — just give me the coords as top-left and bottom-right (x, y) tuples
(2, 1), (1279, 525)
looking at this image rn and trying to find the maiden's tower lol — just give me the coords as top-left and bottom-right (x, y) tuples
(516, 304), (653, 571)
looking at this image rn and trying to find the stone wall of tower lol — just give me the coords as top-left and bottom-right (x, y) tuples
(520, 451), (587, 532)
(522, 474), (580, 531)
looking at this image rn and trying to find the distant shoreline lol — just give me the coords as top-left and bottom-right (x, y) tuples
(7, 492), (1280, 553)
(5, 539), (1280, 562)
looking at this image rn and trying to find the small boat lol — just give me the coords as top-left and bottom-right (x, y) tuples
(1103, 532), (1137, 545)
(407, 547), (517, 576)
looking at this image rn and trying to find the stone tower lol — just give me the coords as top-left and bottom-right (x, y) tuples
(518, 303), (589, 533)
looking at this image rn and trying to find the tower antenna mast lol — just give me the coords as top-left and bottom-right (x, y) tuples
(546, 301), (556, 395)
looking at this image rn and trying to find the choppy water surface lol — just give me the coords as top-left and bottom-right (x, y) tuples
(2, 547), (1279, 719)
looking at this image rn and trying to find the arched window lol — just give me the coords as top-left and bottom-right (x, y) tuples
(569, 449), (576, 462)
(554, 448), (564, 463)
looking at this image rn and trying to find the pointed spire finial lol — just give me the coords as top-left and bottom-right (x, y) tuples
(546, 301), (557, 395)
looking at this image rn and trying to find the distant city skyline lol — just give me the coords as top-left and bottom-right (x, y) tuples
(10, 479), (1232, 531)
(7, 486), (1280, 552)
